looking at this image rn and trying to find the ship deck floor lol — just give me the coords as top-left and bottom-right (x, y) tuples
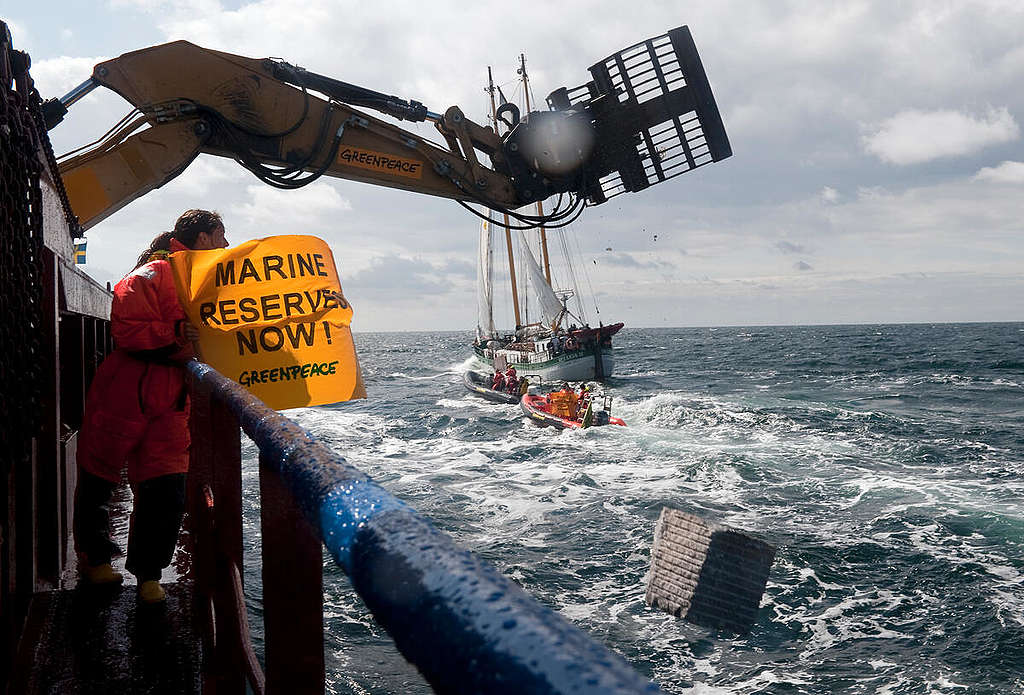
(12, 581), (201, 694)
(11, 480), (201, 694)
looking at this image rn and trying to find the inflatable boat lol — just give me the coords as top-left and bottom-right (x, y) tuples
(520, 393), (626, 430)
(463, 370), (521, 404)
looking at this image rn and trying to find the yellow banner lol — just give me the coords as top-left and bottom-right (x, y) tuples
(170, 235), (366, 409)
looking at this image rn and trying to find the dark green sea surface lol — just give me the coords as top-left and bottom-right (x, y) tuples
(240, 322), (1024, 694)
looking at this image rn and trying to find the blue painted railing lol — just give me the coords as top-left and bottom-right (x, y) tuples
(186, 360), (661, 694)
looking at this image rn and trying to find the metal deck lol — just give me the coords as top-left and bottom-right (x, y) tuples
(11, 582), (201, 694)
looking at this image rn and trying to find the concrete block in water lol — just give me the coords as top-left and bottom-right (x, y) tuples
(645, 508), (775, 634)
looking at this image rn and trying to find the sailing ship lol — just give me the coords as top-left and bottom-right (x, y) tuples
(472, 57), (623, 382)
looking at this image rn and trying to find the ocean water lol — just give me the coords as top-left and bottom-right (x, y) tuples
(240, 322), (1024, 694)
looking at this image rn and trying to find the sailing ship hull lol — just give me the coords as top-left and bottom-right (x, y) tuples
(474, 346), (614, 382)
(474, 322), (623, 382)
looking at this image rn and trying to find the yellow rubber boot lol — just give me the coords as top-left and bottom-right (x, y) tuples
(138, 580), (166, 604)
(82, 562), (124, 586)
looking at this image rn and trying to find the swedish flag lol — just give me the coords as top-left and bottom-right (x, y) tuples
(74, 240), (87, 265)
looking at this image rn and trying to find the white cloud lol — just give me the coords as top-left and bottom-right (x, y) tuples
(776, 241), (806, 255)
(862, 108), (1020, 165)
(973, 160), (1024, 183)
(109, 0), (219, 13)
(232, 183), (353, 231)
(30, 56), (109, 96)
(820, 186), (840, 203)
(168, 157), (240, 196)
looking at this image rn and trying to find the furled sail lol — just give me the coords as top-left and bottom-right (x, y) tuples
(516, 229), (564, 331)
(476, 213), (495, 340)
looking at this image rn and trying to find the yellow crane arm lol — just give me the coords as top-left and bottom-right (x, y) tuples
(57, 41), (517, 230)
(60, 120), (203, 229)
(51, 26), (732, 232)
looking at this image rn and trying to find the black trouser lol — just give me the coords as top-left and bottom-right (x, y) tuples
(74, 470), (186, 582)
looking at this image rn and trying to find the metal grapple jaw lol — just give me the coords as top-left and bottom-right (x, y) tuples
(500, 26), (732, 206)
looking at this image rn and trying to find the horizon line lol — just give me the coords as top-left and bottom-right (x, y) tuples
(351, 319), (1024, 334)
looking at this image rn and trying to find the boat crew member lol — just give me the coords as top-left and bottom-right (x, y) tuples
(549, 383), (578, 420)
(576, 384), (590, 417)
(74, 209), (229, 604)
(504, 366), (519, 394)
(492, 370), (506, 391)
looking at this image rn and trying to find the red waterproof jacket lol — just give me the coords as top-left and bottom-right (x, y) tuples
(78, 241), (195, 483)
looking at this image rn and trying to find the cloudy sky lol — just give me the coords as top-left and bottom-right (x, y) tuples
(9, 1), (1024, 331)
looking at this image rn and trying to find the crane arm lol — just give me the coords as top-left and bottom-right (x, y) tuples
(57, 41), (520, 230)
(53, 26), (732, 232)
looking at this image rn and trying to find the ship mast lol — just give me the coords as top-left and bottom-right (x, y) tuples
(519, 53), (553, 285)
(487, 66), (522, 329)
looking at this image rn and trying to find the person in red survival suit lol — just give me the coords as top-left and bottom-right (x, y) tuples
(74, 209), (228, 604)
(504, 366), (519, 394)
(491, 370), (506, 391)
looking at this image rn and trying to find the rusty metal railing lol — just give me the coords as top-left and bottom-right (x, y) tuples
(185, 359), (661, 694)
